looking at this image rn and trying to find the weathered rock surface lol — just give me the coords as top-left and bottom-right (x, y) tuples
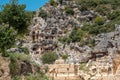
(0, 57), (11, 80)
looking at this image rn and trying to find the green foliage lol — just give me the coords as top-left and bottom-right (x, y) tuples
(95, 17), (104, 25)
(59, 27), (87, 43)
(65, 7), (74, 15)
(95, 5), (111, 16)
(77, 0), (120, 9)
(80, 39), (95, 47)
(50, 0), (57, 6)
(77, 0), (97, 9)
(79, 63), (86, 70)
(25, 73), (49, 80)
(69, 27), (86, 42)
(0, 0), (33, 34)
(9, 53), (31, 62)
(38, 9), (47, 19)
(107, 10), (120, 20)
(58, 37), (71, 44)
(62, 54), (68, 61)
(19, 47), (29, 55)
(106, 17), (120, 30)
(79, 4), (88, 11)
(0, 26), (17, 57)
(41, 51), (58, 64)
(9, 56), (20, 77)
(9, 53), (31, 77)
(12, 71), (50, 80)
(77, 0), (120, 15)
(0, 12), (2, 24)
(59, 0), (63, 4)
(79, 63), (89, 71)
(12, 76), (21, 80)
(81, 23), (112, 35)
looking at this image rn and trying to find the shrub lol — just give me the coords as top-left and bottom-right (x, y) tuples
(107, 10), (120, 20)
(59, 0), (63, 4)
(9, 53), (31, 62)
(62, 54), (68, 61)
(79, 4), (88, 11)
(65, 7), (74, 15)
(25, 72), (49, 80)
(9, 57), (20, 77)
(50, 0), (58, 6)
(69, 27), (86, 42)
(19, 47), (29, 55)
(95, 17), (104, 25)
(13, 76), (21, 80)
(81, 23), (113, 35)
(41, 51), (58, 64)
(9, 53), (31, 77)
(95, 5), (110, 16)
(38, 9), (47, 19)
(80, 39), (95, 47)
(0, 26), (17, 57)
(79, 63), (89, 72)
(58, 37), (71, 44)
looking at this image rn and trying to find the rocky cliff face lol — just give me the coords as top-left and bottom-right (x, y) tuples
(0, 56), (41, 80)
(26, 0), (120, 65)
(26, 0), (97, 64)
(0, 57), (11, 80)
(3, 0), (119, 80)
(23, 0), (120, 79)
(10, 60), (40, 77)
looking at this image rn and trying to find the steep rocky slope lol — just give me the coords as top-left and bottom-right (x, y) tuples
(25, 0), (120, 64)
(1, 0), (120, 80)
(23, 0), (120, 79)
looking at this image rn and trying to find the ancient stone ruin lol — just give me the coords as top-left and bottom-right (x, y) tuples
(47, 59), (80, 80)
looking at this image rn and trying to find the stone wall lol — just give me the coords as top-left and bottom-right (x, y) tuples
(47, 59), (80, 80)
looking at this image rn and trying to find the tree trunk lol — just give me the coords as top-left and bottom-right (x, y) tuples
(1, 47), (6, 57)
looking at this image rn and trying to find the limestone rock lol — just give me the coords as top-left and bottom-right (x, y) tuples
(0, 57), (11, 80)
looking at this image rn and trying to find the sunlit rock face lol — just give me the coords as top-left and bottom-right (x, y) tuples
(0, 57), (11, 80)
(47, 59), (80, 80)
(22, 0), (120, 79)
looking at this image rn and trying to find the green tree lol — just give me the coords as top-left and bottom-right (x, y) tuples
(62, 54), (68, 61)
(0, 0), (32, 34)
(0, 26), (17, 57)
(69, 27), (85, 42)
(41, 51), (58, 64)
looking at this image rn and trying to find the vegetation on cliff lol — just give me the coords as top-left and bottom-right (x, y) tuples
(41, 51), (58, 64)
(0, 26), (17, 57)
(0, 0), (120, 79)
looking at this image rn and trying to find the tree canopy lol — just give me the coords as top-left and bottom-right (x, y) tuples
(0, 0), (33, 35)
(0, 25), (17, 57)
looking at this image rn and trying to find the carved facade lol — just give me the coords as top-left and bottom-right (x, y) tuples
(47, 59), (80, 80)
